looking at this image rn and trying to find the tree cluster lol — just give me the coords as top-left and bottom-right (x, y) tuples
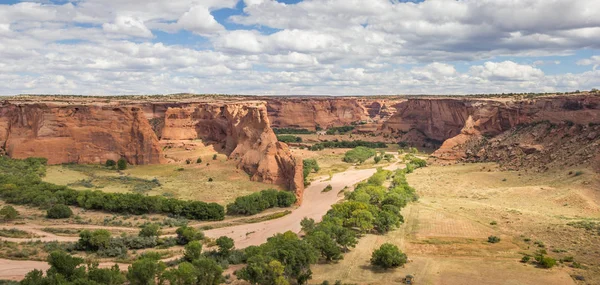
(343, 147), (377, 163)
(276, 135), (303, 143)
(309, 140), (387, 151)
(302, 159), (320, 186)
(273, 128), (314, 135)
(226, 189), (297, 216)
(0, 157), (224, 221)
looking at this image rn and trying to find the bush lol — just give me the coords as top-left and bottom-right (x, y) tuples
(117, 158), (127, 170)
(277, 135), (302, 143)
(46, 204), (73, 219)
(309, 140), (387, 151)
(176, 226), (204, 245)
(212, 154), (217, 160)
(370, 243), (407, 269)
(521, 255), (531, 263)
(487, 236), (501, 243)
(303, 159), (320, 185)
(226, 189), (296, 216)
(105, 159), (116, 167)
(536, 255), (557, 268)
(343, 147), (377, 164)
(273, 128), (314, 134)
(139, 224), (161, 237)
(216, 236), (234, 256)
(196, 158), (202, 164)
(0, 205), (19, 220)
(322, 185), (333, 192)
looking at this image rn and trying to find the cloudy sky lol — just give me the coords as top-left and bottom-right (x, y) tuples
(0, 0), (599, 95)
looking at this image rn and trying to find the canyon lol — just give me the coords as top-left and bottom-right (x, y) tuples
(1, 93), (599, 201)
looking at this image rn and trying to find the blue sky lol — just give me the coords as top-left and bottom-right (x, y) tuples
(0, 0), (598, 95)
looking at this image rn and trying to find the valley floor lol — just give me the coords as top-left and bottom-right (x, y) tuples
(311, 163), (600, 285)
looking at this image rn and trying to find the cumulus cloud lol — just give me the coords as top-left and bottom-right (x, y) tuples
(0, 0), (599, 95)
(103, 16), (153, 38)
(177, 5), (224, 35)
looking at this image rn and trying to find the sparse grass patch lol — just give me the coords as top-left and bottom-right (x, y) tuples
(0, 228), (36, 238)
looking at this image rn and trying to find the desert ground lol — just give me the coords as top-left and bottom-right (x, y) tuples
(311, 163), (600, 285)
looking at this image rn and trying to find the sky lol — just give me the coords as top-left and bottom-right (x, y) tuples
(0, 0), (599, 95)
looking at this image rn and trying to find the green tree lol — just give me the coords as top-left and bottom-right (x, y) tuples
(139, 223), (161, 237)
(237, 256), (289, 285)
(306, 231), (342, 262)
(193, 257), (224, 285)
(300, 217), (316, 233)
(216, 236), (234, 257)
(78, 229), (112, 251)
(46, 251), (86, 281)
(46, 204), (73, 219)
(88, 263), (126, 285)
(126, 258), (165, 285)
(117, 158), (127, 170)
(0, 205), (19, 220)
(165, 262), (198, 285)
(105, 159), (116, 167)
(184, 241), (203, 262)
(370, 243), (407, 269)
(176, 226), (204, 245)
(349, 209), (375, 233)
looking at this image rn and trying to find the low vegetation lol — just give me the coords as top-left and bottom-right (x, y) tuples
(0, 228), (35, 238)
(0, 157), (225, 221)
(343, 147), (377, 164)
(0, 205), (19, 221)
(226, 189), (297, 216)
(273, 128), (314, 134)
(326, 126), (355, 135)
(303, 159), (320, 185)
(309, 140), (387, 151)
(276, 135), (303, 143)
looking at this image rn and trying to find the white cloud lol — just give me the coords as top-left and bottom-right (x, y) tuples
(177, 5), (224, 35)
(0, 0), (600, 95)
(102, 16), (153, 38)
(469, 61), (544, 81)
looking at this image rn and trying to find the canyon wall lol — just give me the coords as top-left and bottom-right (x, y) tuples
(0, 102), (163, 165)
(264, 97), (402, 132)
(0, 99), (303, 198)
(156, 102), (304, 198)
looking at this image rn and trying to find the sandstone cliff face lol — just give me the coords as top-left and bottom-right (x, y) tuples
(0, 102), (163, 165)
(0, 99), (304, 199)
(159, 102), (304, 198)
(265, 98), (401, 131)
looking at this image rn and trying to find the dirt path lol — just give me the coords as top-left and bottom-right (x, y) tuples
(0, 159), (402, 280)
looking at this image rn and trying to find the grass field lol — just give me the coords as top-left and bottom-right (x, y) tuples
(43, 140), (280, 205)
(311, 163), (600, 285)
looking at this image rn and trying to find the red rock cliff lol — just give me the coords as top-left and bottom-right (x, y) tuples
(0, 102), (163, 165)
(157, 102), (304, 199)
(0, 99), (304, 199)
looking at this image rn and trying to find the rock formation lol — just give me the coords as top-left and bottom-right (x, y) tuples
(0, 102), (163, 165)
(0, 99), (304, 199)
(157, 102), (304, 199)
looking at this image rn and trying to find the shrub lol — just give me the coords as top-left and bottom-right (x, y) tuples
(343, 147), (377, 164)
(521, 255), (531, 263)
(303, 159), (320, 185)
(196, 158), (202, 164)
(183, 240), (203, 261)
(212, 154), (217, 160)
(537, 255), (557, 268)
(46, 204), (73, 219)
(216, 236), (234, 257)
(370, 243), (407, 269)
(0, 205), (19, 220)
(105, 160), (116, 167)
(139, 224), (161, 237)
(487, 236), (501, 243)
(277, 135), (302, 143)
(374, 155), (382, 164)
(322, 185), (333, 192)
(117, 158), (127, 170)
(176, 226), (204, 245)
